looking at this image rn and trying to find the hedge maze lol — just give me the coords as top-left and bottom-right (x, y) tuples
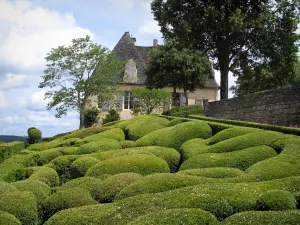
(0, 115), (300, 224)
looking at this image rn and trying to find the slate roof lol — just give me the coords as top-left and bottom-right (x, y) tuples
(113, 32), (219, 88)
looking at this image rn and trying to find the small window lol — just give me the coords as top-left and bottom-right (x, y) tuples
(124, 91), (134, 110)
(195, 100), (203, 105)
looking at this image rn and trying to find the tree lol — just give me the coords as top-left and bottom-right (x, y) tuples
(151, 0), (299, 99)
(131, 87), (170, 115)
(39, 35), (123, 129)
(83, 107), (100, 127)
(146, 40), (213, 106)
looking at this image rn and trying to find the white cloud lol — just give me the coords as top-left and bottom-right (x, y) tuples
(0, 91), (7, 108)
(0, 0), (94, 69)
(0, 73), (36, 90)
(138, 20), (160, 35)
(30, 90), (48, 109)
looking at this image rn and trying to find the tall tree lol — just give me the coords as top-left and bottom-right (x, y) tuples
(39, 35), (123, 129)
(146, 40), (213, 106)
(151, 0), (299, 99)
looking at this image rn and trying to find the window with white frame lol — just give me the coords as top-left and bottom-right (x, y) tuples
(124, 91), (134, 110)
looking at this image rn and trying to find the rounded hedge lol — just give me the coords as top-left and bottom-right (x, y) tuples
(91, 173), (143, 203)
(28, 128), (42, 144)
(41, 188), (97, 222)
(28, 166), (60, 187)
(58, 147), (79, 155)
(86, 154), (170, 177)
(120, 140), (137, 149)
(0, 191), (38, 225)
(83, 128), (125, 142)
(167, 118), (188, 127)
(256, 190), (297, 210)
(128, 208), (219, 225)
(0, 181), (17, 195)
(56, 138), (85, 147)
(180, 145), (277, 171)
(63, 126), (110, 139)
(0, 211), (22, 225)
(32, 148), (63, 166)
(135, 121), (212, 149)
(0, 163), (25, 182)
(70, 156), (99, 178)
(178, 167), (245, 179)
(180, 138), (208, 161)
(221, 210), (300, 225)
(75, 139), (121, 155)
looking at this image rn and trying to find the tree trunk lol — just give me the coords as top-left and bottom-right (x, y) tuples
(219, 55), (230, 100)
(79, 112), (85, 129)
(172, 86), (178, 107)
(184, 89), (188, 106)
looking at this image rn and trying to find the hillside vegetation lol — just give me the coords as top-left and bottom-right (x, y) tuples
(0, 115), (300, 224)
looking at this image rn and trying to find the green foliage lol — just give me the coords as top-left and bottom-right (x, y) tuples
(83, 107), (100, 127)
(70, 156), (99, 178)
(0, 163), (24, 182)
(0, 211), (22, 225)
(41, 188), (97, 222)
(167, 118), (188, 126)
(0, 141), (25, 163)
(180, 138), (208, 161)
(91, 173), (143, 203)
(63, 126), (110, 139)
(131, 87), (170, 115)
(222, 210), (300, 225)
(56, 177), (104, 193)
(86, 154), (170, 177)
(120, 140), (136, 148)
(83, 128), (125, 142)
(180, 145), (277, 171)
(163, 105), (204, 117)
(128, 208), (219, 225)
(0, 181), (17, 195)
(256, 190), (297, 210)
(135, 121), (212, 149)
(28, 128), (42, 144)
(59, 147), (79, 155)
(39, 35), (123, 128)
(102, 109), (120, 124)
(32, 148), (63, 166)
(0, 191), (38, 225)
(75, 139), (121, 154)
(28, 166), (60, 187)
(56, 138), (85, 147)
(178, 167), (245, 179)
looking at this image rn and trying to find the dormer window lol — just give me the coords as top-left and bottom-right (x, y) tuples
(124, 59), (137, 83)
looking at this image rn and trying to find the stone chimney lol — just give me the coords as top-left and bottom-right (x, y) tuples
(153, 39), (158, 47)
(131, 37), (136, 45)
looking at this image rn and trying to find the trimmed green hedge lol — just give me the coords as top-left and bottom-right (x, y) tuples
(91, 173), (143, 203)
(128, 208), (218, 225)
(221, 210), (300, 225)
(58, 147), (79, 155)
(0, 211), (22, 225)
(120, 140), (136, 148)
(83, 128), (125, 142)
(75, 139), (121, 154)
(0, 191), (38, 225)
(32, 148), (63, 166)
(86, 154), (170, 177)
(63, 126), (110, 139)
(162, 104), (204, 117)
(70, 156), (99, 178)
(180, 145), (277, 171)
(41, 188), (97, 222)
(0, 163), (24, 182)
(180, 138), (208, 161)
(0, 181), (17, 195)
(55, 138), (85, 147)
(178, 167), (245, 179)
(135, 121), (212, 149)
(167, 118), (189, 126)
(28, 166), (60, 187)
(256, 190), (297, 210)
(189, 115), (300, 136)
(0, 141), (25, 163)
(56, 177), (104, 193)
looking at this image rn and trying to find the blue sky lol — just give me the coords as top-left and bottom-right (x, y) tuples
(0, 0), (235, 137)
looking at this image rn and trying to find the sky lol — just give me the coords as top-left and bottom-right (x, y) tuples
(0, 0), (236, 137)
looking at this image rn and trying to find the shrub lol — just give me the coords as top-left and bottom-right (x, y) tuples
(32, 148), (63, 166)
(28, 128), (42, 144)
(83, 128), (125, 142)
(13, 179), (51, 205)
(0, 141), (25, 163)
(128, 208), (219, 225)
(56, 177), (104, 193)
(256, 190), (297, 211)
(208, 127), (259, 145)
(0, 191), (38, 225)
(41, 188), (97, 222)
(222, 210), (300, 225)
(28, 166), (60, 187)
(86, 154), (170, 177)
(0, 181), (17, 195)
(27, 142), (48, 151)
(135, 121), (212, 149)
(178, 167), (245, 179)
(83, 107), (100, 127)
(75, 139), (121, 154)
(120, 140), (136, 148)
(0, 211), (22, 225)
(58, 147), (79, 155)
(0, 163), (24, 182)
(70, 157), (99, 178)
(167, 118), (189, 126)
(3, 154), (36, 167)
(102, 109), (120, 124)
(180, 145), (277, 171)
(63, 126), (110, 139)
(162, 104), (204, 117)
(91, 173), (143, 203)
(180, 138), (208, 161)
(56, 138), (85, 147)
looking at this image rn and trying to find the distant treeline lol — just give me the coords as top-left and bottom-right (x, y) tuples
(0, 135), (27, 143)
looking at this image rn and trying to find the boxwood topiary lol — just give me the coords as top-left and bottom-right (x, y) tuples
(41, 188), (97, 222)
(167, 118), (189, 127)
(180, 145), (277, 171)
(70, 157), (100, 178)
(0, 163), (25, 182)
(56, 138), (85, 147)
(0, 191), (38, 225)
(180, 138), (208, 161)
(56, 177), (105, 193)
(28, 128), (42, 144)
(83, 128), (125, 142)
(120, 140), (136, 149)
(58, 147), (79, 155)
(75, 139), (121, 155)
(28, 166), (60, 187)
(256, 190), (297, 210)
(178, 167), (245, 179)
(63, 126), (110, 139)
(0, 211), (22, 225)
(127, 208), (219, 225)
(0, 181), (17, 195)
(86, 154), (170, 177)
(32, 148), (63, 166)
(91, 173), (143, 203)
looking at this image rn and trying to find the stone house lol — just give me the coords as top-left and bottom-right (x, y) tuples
(90, 31), (219, 121)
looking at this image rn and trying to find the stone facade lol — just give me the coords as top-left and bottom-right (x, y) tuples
(203, 85), (300, 127)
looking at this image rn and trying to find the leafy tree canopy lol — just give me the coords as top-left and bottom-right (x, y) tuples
(39, 35), (123, 128)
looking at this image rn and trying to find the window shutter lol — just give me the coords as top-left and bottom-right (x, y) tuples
(102, 101), (109, 110)
(116, 96), (123, 111)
